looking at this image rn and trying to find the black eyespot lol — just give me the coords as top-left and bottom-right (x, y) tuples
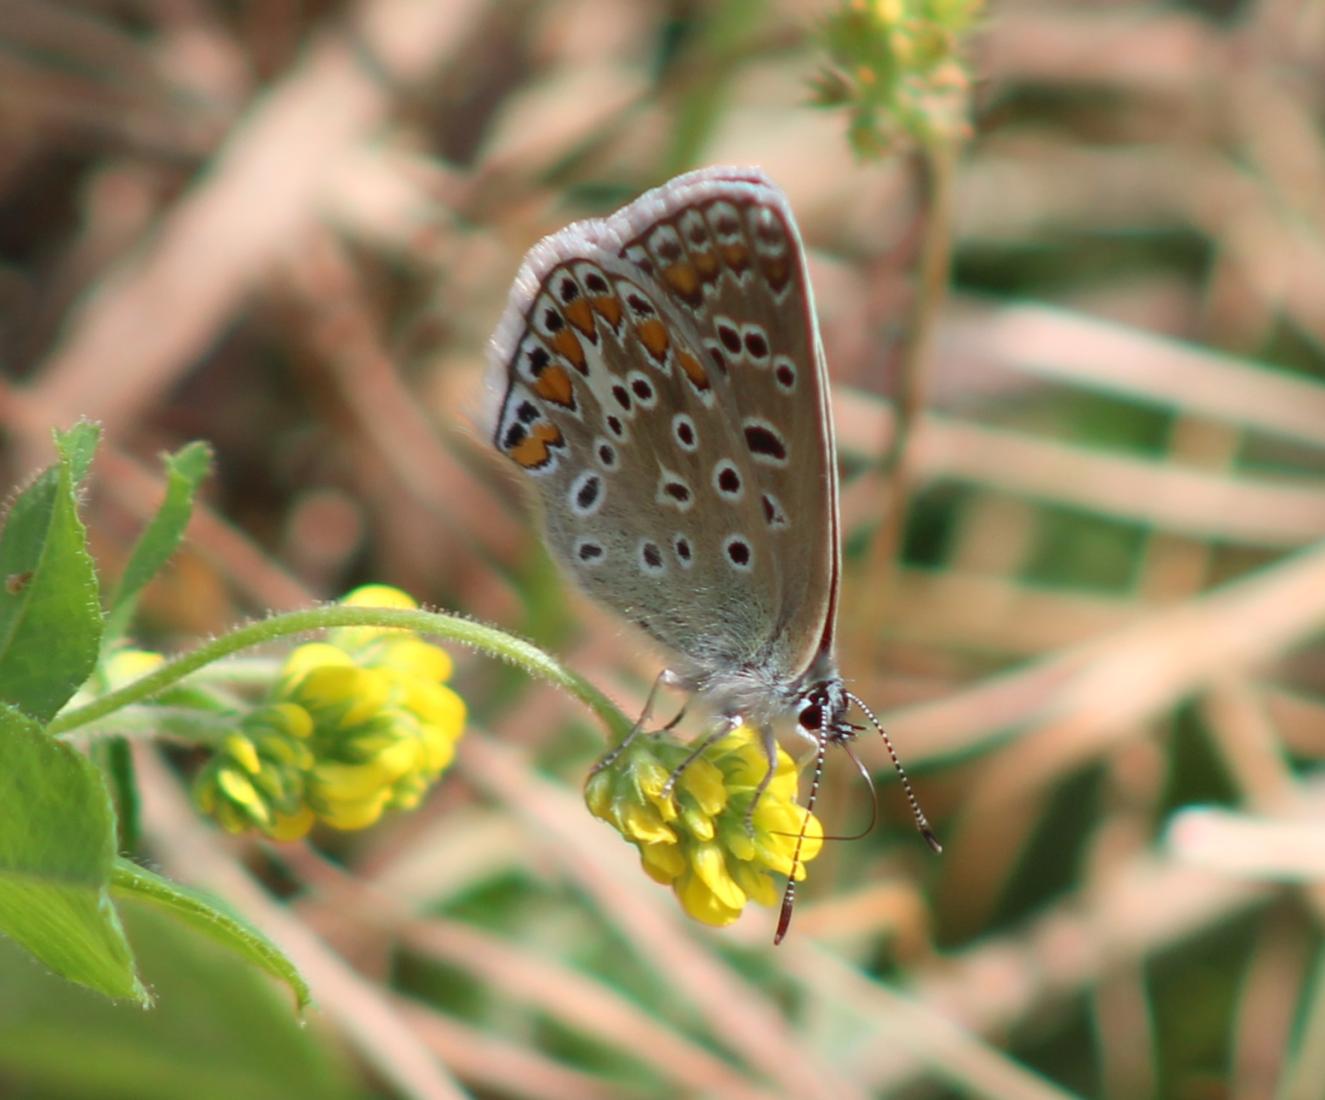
(744, 330), (769, 359)
(687, 221), (707, 245)
(503, 423), (527, 449)
(664, 481), (690, 503)
(516, 401), (540, 424)
(674, 536), (692, 562)
(725, 538), (751, 567)
(744, 423), (787, 462)
(597, 442), (617, 467)
(527, 345), (551, 373)
(577, 541), (603, 561)
(585, 272), (608, 294)
(631, 378), (653, 400)
(627, 293), (654, 315)
(775, 362), (795, 390)
(717, 465), (741, 494)
(612, 384), (631, 411)
(543, 308), (564, 333)
(655, 236), (682, 261)
(708, 345), (727, 373)
(559, 277), (580, 302)
(718, 322), (741, 354)
(606, 415), (624, 438)
(575, 475), (601, 511)
(642, 542), (663, 569)
(675, 419), (696, 447)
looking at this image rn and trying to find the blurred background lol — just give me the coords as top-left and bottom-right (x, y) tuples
(3, 1), (1325, 1097)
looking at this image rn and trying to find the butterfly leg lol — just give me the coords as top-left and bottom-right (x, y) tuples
(741, 723), (779, 835)
(661, 714), (743, 800)
(589, 668), (685, 776)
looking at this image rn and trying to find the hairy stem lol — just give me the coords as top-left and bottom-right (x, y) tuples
(50, 607), (633, 744)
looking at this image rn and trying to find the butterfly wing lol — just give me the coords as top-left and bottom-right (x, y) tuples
(487, 168), (839, 690)
(613, 168), (841, 680)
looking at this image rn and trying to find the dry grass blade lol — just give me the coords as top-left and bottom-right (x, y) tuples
(21, 0), (488, 457)
(940, 302), (1325, 451)
(836, 390), (1325, 547)
(883, 539), (1325, 771)
(392, 997), (647, 1100)
(398, 918), (778, 1100)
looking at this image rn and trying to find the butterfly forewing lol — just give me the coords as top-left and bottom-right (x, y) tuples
(488, 167), (839, 688)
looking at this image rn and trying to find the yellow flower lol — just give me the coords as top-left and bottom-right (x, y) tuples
(194, 585), (466, 840)
(585, 726), (824, 927)
(104, 648), (165, 687)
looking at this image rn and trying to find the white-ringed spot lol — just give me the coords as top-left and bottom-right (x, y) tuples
(741, 324), (770, 364)
(569, 471), (605, 517)
(656, 468), (694, 513)
(594, 437), (619, 471)
(714, 316), (743, 359)
(723, 534), (754, 572)
(672, 413), (699, 452)
(749, 205), (787, 255)
(627, 370), (658, 409)
(574, 538), (606, 566)
(708, 201), (742, 243)
(773, 355), (797, 393)
(713, 460), (744, 501)
(742, 418), (789, 466)
(638, 539), (667, 576)
(672, 533), (694, 568)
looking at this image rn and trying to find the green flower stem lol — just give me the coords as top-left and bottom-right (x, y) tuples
(49, 607), (633, 744)
(856, 139), (958, 654)
(61, 707), (238, 746)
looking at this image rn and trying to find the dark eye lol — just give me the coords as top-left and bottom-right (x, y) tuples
(800, 704), (823, 731)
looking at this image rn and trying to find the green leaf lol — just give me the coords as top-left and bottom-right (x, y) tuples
(112, 858), (310, 1012)
(104, 441), (213, 644)
(0, 703), (146, 1004)
(97, 737), (141, 850)
(0, 421), (103, 721)
(0, 903), (355, 1100)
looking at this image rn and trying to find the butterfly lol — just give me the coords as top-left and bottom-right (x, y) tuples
(486, 167), (937, 939)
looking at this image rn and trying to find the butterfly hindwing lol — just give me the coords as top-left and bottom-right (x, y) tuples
(488, 167), (839, 689)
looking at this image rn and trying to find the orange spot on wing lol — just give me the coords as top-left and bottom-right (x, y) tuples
(677, 351), (710, 392)
(550, 328), (586, 372)
(533, 364), (575, 408)
(508, 422), (563, 469)
(661, 263), (702, 305)
(722, 243), (750, 272)
(761, 256), (791, 293)
(591, 294), (623, 329)
(564, 297), (596, 338)
(636, 318), (670, 363)
(693, 250), (720, 281)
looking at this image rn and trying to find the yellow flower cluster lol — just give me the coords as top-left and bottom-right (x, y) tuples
(194, 585), (466, 840)
(586, 726), (824, 926)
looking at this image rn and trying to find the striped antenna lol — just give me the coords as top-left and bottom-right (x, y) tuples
(774, 731), (829, 944)
(846, 691), (942, 854)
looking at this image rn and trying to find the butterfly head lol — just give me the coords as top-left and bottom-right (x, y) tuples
(795, 677), (854, 745)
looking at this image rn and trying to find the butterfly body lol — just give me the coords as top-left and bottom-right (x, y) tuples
(487, 167), (846, 773)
